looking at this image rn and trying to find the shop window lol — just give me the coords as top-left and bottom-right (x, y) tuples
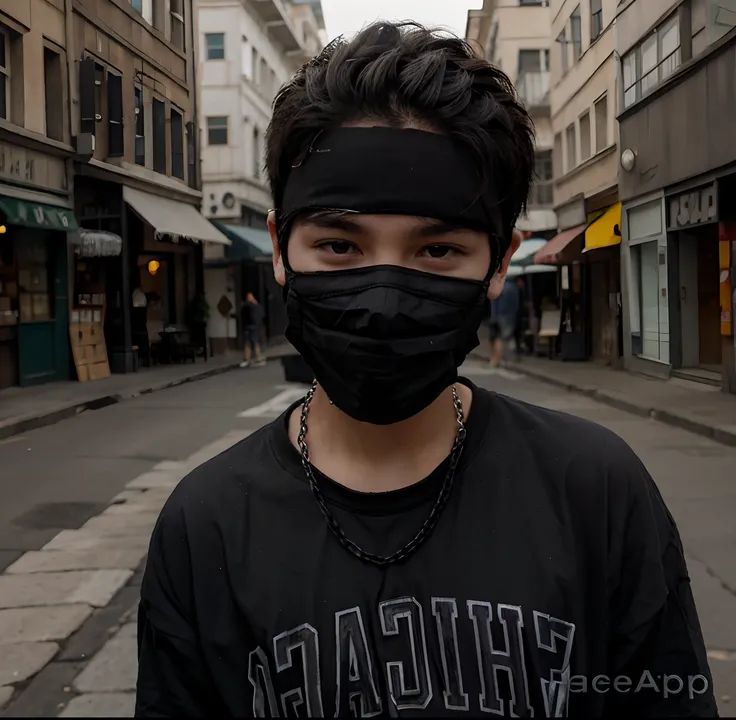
(206, 33), (225, 60)
(590, 0), (603, 41)
(170, 107), (184, 180)
(628, 201), (669, 363)
(207, 116), (228, 146)
(570, 6), (582, 61)
(152, 98), (166, 174)
(107, 73), (124, 158)
(135, 86), (145, 166)
(621, 13), (681, 109)
(565, 123), (576, 172)
(43, 47), (64, 141)
(594, 94), (607, 152)
(0, 25), (11, 121)
(17, 238), (53, 323)
(170, 0), (185, 51)
(579, 110), (591, 161)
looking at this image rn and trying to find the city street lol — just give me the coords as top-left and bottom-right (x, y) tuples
(0, 358), (734, 717)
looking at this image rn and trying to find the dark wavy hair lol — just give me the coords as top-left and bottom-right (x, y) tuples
(265, 21), (536, 251)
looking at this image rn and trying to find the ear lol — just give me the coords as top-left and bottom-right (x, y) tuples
(268, 211), (286, 287)
(487, 229), (522, 300)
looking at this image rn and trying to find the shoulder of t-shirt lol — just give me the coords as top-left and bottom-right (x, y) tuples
(472, 385), (652, 502)
(156, 421), (281, 531)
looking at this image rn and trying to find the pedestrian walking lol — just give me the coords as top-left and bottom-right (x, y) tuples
(488, 275), (521, 367)
(239, 292), (265, 368)
(135, 21), (715, 719)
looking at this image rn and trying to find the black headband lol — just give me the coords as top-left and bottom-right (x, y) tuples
(279, 127), (504, 244)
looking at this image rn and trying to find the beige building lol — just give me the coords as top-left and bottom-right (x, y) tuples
(466, 0), (557, 238)
(536, 0), (623, 366)
(0, 0), (228, 390)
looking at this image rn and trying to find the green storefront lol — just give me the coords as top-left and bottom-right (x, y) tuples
(0, 192), (78, 389)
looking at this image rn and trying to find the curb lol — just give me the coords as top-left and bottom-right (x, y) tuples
(0, 361), (242, 443)
(470, 351), (736, 448)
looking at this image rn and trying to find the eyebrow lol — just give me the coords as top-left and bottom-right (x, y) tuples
(298, 213), (473, 238)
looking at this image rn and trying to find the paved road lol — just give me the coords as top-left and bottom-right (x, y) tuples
(0, 358), (733, 716)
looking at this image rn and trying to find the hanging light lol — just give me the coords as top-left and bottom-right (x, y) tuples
(148, 259), (160, 276)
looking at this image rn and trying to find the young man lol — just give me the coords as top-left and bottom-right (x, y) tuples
(135, 22), (716, 718)
(240, 291), (266, 368)
(488, 277), (522, 367)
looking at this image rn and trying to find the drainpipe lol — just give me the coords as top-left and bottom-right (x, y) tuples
(64, 0), (77, 319)
(189, 0), (200, 193)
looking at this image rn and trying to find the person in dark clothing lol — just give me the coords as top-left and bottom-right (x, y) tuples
(240, 292), (265, 367)
(513, 276), (527, 361)
(135, 21), (716, 719)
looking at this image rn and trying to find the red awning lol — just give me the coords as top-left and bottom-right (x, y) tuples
(534, 223), (587, 264)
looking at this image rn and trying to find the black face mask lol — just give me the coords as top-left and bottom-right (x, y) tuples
(284, 265), (488, 425)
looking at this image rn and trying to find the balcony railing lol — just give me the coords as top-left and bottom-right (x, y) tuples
(516, 70), (550, 110)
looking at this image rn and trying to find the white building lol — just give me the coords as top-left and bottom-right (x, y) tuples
(466, 0), (557, 238)
(197, 0), (325, 353)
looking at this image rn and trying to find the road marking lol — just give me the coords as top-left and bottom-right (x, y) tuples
(238, 387), (308, 418)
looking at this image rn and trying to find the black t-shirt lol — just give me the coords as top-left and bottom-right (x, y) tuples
(242, 301), (265, 328)
(135, 380), (717, 718)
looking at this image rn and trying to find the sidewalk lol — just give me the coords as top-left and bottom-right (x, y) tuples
(0, 343), (294, 442)
(473, 350), (736, 447)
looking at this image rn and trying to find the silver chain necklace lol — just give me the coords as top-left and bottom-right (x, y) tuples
(296, 380), (467, 566)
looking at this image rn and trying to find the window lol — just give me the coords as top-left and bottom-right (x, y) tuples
(153, 98), (166, 174)
(529, 150), (553, 206)
(260, 57), (269, 96)
(594, 94), (608, 152)
(579, 110), (591, 161)
(565, 123), (576, 172)
(0, 26), (10, 121)
(628, 200), (668, 362)
(553, 132), (563, 178)
(186, 121), (197, 189)
(205, 33), (224, 60)
(241, 36), (252, 77)
(134, 86), (145, 166)
(130, 0), (143, 12)
(570, 6), (582, 60)
(252, 126), (261, 178)
(207, 116), (228, 145)
(43, 47), (63, 141)
(518, 49), (541, 75)
(171, 108), (184, 180)
(107, 73), (124, 158)
(557, 29), (568, 75)
(170, 0), (185, 51)
(251, 47), (259, 83)
(621, 14), (681, 109)
(590, 0), (603, 41)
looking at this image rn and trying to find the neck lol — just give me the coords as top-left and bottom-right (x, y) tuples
(290, 382), (473, 493)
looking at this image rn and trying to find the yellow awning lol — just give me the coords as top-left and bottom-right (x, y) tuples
(584, 202), (622, 251)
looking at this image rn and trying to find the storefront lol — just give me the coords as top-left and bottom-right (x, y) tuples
(622, 195), (670, 377)
(0, 181), (78, 389)
(622, 179), (735, 392)
(74, 176), (230, 373)
(583, 202), (623, 368)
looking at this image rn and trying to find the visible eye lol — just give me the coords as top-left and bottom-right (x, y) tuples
(316, 240), (358, 255)
(420, 245), (461, 259)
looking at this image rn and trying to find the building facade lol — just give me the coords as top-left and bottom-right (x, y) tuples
(0, 0), (229, 390)
(0, 0), (77, 389)
(616, 0), (736, 393)
(198, 0), (325, 354)
(466, 0), (557, 239)
(538, 0), (622, 365)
